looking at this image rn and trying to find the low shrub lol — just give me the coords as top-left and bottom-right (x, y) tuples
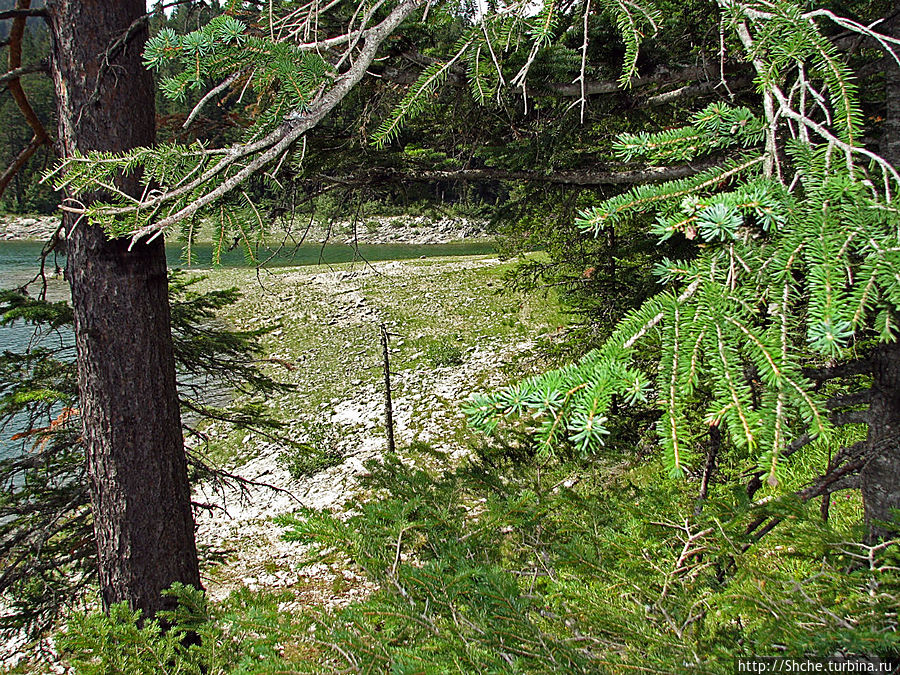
(277, 420), (344, 479)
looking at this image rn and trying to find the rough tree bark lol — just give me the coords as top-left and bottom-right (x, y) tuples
(862, 343), (900, 542)
(882, 6), (900, 169)
(861, 5), (900, 543)
(45, 0), (201, 616)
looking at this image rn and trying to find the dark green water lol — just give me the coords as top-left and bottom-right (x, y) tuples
(0, 238), (494, 347)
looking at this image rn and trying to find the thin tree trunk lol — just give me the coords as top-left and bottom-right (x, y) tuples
(694, 423), (720, 518)
(46, 0), (201, 616)
(381, 323), (396, 454)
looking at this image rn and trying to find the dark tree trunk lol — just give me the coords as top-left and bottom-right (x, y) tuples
(862, 343), (900, 542)
(46, 0), (201, 616)
(862, 6), (900, 543)
(883, 6), (900, 171)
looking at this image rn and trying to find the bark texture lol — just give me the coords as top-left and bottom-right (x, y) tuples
(46, 0), (201, 616)
(862, 343), (900, 542)
(860, 6), (900, 542)
(883, 7), (900, 172)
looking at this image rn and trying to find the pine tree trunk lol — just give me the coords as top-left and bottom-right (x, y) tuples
(883, 6), (900, 171)
(861, 6), (900, 543)
(862, 346), (900, 542)
(46, 0), (201, 616)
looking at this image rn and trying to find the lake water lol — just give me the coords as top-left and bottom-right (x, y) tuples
(0, 238), (495, 459)
(0, 239), (495, 349)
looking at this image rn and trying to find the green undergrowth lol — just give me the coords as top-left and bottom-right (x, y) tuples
(277, 420), (345, 479)
(421, 335), (465, 367)
(19, 259), (898, 674)
(52, 439), (899, 674)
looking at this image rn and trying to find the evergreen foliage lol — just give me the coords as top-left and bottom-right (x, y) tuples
(372, 0), (660, 146)
(0, 274), (292, 637)
(55, 450), (900, 673)
(613, 103), (766, 163)
(467, 2), (900, 494)
(42, 0), (428, 257)
(144, 15), (333, 137)
(40, 0), (667, 263)
(5, 0), (900, 670)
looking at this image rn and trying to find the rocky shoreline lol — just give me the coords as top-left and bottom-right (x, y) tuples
(322, 215), (489, 245)
(187, 256), (560, 607)
(0, 214), (490, 245)
(0, 215), (61, 241)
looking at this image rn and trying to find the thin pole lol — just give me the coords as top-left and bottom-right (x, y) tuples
(380, 323), (396, 453)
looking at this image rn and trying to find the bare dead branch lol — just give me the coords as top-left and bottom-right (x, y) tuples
(825, 389), (872, 410)
(0, 136), (45, 200)
(0, 7), (47, 20)
(0, 0), (51, 201)
(828, 440), (868, 470)
(183, 71), (243, 129)
(380, 55), (753, 107)
(548, 64), (720, 97)
(6, 1), (49, 145)
(803, 358), (873, 381)
(746, 432), (815, 499)
(796, 459), (865, 501)
(304, 157), (726, 188)
(694, 423), (721, 517)
(644, 76), (753, 106)
(830, 409), (870, 426)
(743, 454), (866, 549)
(0, 61), (49, 86)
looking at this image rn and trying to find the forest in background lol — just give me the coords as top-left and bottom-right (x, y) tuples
(1, 0), (899, 672)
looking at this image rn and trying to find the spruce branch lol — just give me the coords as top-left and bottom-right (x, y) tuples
(54, 0), (424, 243)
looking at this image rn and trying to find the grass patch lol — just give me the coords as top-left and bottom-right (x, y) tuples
(277, 420), (345, 479)
(421, 336), (464, 367)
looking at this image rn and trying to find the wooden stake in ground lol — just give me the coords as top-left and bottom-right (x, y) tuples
(380, 323), (396, 454)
